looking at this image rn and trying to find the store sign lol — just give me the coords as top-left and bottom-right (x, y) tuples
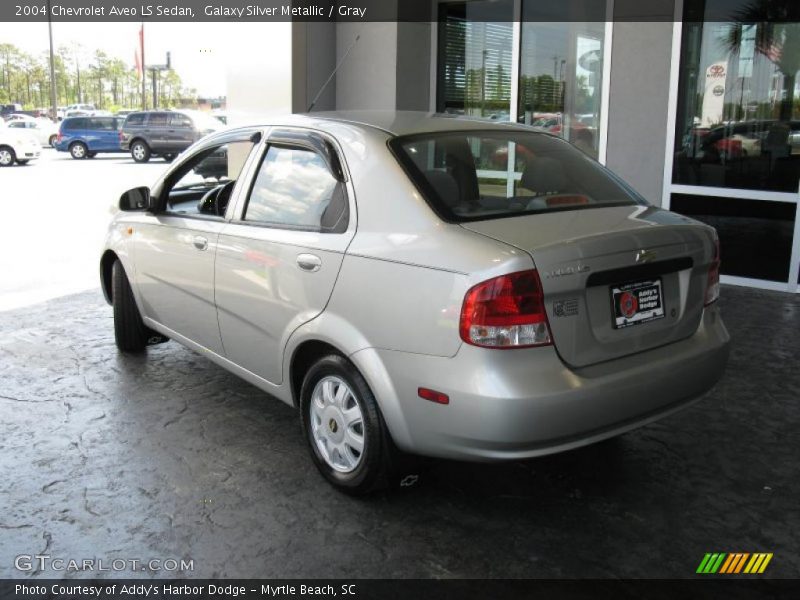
(701, 61), (727, 126)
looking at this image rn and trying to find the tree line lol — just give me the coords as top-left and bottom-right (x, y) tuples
(0, 42), (198, 111)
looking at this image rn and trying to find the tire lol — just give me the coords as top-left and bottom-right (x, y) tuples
(70, 142), (88, 159)
(300, 354), (419, 494)
(87, 152), (97, 158)
(112, 260), (148, 353)
(163, 153), (175, 163)
(48, 134), (57, 147)
(130, 140), (151, 163)
(16, 159), (29, 165)
(0, 145), (16, 166)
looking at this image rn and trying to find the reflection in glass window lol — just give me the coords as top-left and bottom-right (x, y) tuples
(437, 0), (513, 119)
(245, 146), (346, 231)
(518, 5), (605, 159)
(674, 2), (800, 192)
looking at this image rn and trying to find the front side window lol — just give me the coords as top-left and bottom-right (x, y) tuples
(392, 131), (642, 222)
(147, 113), (169, 127)
(90, 118), (115, 131)
(170, 113), (193, 128)
(244, 145), (348, 232)
(163, 140), (257, 216)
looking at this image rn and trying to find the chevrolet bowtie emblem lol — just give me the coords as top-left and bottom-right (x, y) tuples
(635, 249), (657, 264)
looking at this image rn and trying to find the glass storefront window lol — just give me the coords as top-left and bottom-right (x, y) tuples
(518, 3), (606, 159)
(673, 4), (800, 192)
(436, 1), (607, 159)
(437, 0), (514, 119)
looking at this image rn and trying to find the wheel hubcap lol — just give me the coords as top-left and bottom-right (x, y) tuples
(309, 376), (365, 473)
(133, 145), (144, 159)
(73, 145), (85, 158)
(0, 150), (11, 165)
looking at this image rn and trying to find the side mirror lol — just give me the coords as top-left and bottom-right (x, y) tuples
(119, 186), (152, 211)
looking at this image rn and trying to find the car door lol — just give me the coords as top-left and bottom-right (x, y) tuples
(93, 117), (117, 151)
(215, 129), (354, 384)
(168, 113), (194, 151)
(132, 133), (261, 354)
(144, 112), (169, 151)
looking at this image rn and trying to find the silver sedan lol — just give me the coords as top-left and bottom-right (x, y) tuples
(100, 111), (730, 494)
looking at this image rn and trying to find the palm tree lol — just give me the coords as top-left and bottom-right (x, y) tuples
(723, 1), (800, 121)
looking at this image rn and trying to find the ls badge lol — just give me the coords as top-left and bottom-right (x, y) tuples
(553, 298), (579, 317)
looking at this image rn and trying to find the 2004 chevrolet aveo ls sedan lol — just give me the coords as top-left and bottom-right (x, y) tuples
(100, 111), (730, 494)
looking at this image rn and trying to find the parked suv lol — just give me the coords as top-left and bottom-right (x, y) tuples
(55, 116), (126, 159)
(120, 110), (221, 163)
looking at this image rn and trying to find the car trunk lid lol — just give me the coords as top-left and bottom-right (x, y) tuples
(460, 205), (716, 368)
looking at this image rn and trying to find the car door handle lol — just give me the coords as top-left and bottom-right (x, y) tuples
(193, 236), (208, 251)
(296, 253), (321, 272)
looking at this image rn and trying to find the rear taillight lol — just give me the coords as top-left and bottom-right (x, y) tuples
(119, 130), (124, 142)
(705, 238), (720, 306)
(460, 269), (552, 349)
(56, 131), (63, 143)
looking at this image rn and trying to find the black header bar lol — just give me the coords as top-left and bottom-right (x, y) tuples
(5, 0), (800, 23)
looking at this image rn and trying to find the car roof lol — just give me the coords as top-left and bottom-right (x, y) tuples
(235, 110), (543, 138)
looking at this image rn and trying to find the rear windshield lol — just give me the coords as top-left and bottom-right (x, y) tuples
(390, 131), (644, 222)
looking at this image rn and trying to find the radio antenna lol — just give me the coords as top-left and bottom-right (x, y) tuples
(307, 34), (361, 112)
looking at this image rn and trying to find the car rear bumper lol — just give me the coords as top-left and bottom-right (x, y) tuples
(353, 304), (730, 461)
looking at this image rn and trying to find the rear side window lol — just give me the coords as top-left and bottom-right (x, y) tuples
(390, 131), (644, 222)
(125, 113), (145, 126)
(147, 113), (169, 127)
(243, 145), (348, 233)
(170, 113), (193, 128)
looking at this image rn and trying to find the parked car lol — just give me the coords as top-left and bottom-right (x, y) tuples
(0, 103), (23, 118)
(6, 118), (59, 147)
(115, 109), (137, 118)
(101, 111), (730, 494)
(120, 109), (221, 163)
(55, 115), (126, 159)
(65, 103), (96, 113)
(0, 125), (41, 165)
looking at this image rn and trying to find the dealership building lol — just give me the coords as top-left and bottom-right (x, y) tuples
(228, 0), (800, 293)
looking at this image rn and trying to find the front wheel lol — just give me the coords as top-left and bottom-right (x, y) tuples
(130, 141), (151, 163)
(112, 260), (148, 353)
(300, 354), (416, 494)
(0, 146), (16, 166)
(87, 152), (97, 158)
(162, 153), (175, 162)
(16, 159), (29, 165)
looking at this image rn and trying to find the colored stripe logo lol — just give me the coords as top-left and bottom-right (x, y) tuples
(696, 553), (773, 574)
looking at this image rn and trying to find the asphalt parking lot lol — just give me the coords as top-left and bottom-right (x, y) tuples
(0, 283), (798, 579)
(1, 150), (798, 580)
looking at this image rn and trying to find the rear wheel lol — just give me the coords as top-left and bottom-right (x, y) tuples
(163, 153), (175, 162)
(0, 146), (16, 166)
(69, 142), (87, 159)
(112, 260), (148, 353)
(300, 354), (421, 494)
(48, 134), (57, 147)
(130, 140), (151, 163)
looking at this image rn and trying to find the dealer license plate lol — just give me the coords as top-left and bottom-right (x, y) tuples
(611, 279), (665, 329)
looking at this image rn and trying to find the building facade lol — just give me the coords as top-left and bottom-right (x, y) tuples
(228, 0), (800, 293)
